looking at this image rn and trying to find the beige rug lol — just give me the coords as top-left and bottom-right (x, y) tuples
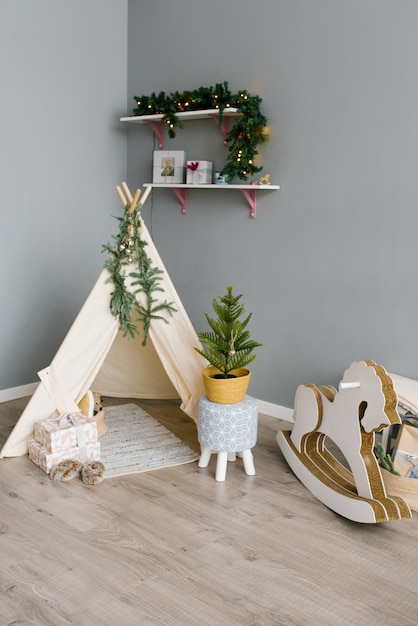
(100, 403), (199, 477)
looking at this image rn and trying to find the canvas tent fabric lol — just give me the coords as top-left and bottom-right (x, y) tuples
(1, 219), (206, 458)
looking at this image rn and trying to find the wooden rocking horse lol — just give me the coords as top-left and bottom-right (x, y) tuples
(277, 360), (412, 523)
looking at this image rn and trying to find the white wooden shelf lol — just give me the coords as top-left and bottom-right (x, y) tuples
(143, 183), (280, 219)
(120, 108), (240, 147)
(122, 108), (280, 218)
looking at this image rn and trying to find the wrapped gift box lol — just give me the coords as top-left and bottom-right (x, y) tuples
(186, 161), (213, 184)
(34, 412), (98, 453)
(28, 439), (100, 474)
(392, 423), (418, 478)
(153, 150), (186, 184)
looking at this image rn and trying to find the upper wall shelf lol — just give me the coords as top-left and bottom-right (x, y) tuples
(120, 108), (240, 148)
(143, 183), (280, 219)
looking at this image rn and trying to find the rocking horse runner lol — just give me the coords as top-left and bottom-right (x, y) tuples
(277, 361), (412, 523)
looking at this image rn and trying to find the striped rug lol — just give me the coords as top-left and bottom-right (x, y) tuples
(100, 403), (199, 478)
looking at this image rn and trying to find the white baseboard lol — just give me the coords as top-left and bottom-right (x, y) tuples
(0, 383), (295, 424)
(257, 399), (294, 423)
(0, 382), (38, 404)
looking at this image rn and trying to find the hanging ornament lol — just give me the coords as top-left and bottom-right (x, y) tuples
(229, 329), (238, 356)
(118, 217), (137, 261)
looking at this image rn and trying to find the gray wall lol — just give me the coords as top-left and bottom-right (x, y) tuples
(0, 1), (128, 390)
(126, 0), (418, 408)
(2, 0), (418, 411)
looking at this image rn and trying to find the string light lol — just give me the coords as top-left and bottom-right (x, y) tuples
(131, 82), (268, 182)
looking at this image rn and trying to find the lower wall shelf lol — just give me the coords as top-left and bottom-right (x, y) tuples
(143, 183), (280, 218)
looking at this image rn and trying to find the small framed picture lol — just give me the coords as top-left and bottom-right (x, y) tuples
(153, 150), (186, 183)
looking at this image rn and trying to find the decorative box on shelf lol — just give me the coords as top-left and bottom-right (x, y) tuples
(186, 161), (213, 184)
(153, 150), (186, 184)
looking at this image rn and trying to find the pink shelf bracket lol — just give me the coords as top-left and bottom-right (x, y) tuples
(146, 120), (165, 148)
(172, 187), (188, 214)
(240, 188), (257, 219)
(208, 113), (232, 145)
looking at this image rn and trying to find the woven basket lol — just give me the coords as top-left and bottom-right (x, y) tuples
(381, 467), (418, 512)
(94, 409), (107, 438)
(202, 366), (251, 404)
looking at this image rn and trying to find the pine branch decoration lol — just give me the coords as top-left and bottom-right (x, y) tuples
(131, 81), (269, 182)
(103, 201), (176, 345)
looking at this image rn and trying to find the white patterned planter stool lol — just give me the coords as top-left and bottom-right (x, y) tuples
(198, 395), (258, 482)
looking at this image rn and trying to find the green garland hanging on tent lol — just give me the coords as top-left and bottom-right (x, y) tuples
(131, 81), (269, 182)
(102, 202), (176, 344)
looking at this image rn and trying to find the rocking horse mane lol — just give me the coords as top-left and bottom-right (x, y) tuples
(316, 384), (337, 402)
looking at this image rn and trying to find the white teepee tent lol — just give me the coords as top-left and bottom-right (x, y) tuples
(1, 185), (205, 458)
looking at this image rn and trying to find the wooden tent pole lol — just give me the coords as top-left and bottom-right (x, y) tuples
(139, 184), (152, 208)
(116, 185), (127, 207)
(129, 188), (141, 213)
(121, 181), (133, 204)
(116, 182), (151, 213)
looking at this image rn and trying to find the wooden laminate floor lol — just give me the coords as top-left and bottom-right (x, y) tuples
(1, 396), (418, 625)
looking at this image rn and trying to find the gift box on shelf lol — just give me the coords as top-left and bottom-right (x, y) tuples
(392, 423), (418, 478)
(153, 150), (186, 184)
(28, 439), (101, 474)
(34, 412), (98, 453)
(186, 160), (213, 184)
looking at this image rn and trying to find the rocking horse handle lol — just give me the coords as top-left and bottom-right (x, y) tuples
(340, 381), (361, 389)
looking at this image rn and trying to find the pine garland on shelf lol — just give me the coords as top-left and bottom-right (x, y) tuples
(103, 201), (176, 344)
(131, 81), (268, 182)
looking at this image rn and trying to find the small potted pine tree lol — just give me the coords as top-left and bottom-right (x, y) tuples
(194, 285), (263, 404)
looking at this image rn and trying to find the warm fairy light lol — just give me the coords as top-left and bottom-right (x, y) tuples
(130, 83), (266, 182)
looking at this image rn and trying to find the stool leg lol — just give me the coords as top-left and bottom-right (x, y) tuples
(215, 451), (228, 482)
(242, 449), (255, 476)
(198, 446), (212, 468)
(227, 452), (236, 462)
